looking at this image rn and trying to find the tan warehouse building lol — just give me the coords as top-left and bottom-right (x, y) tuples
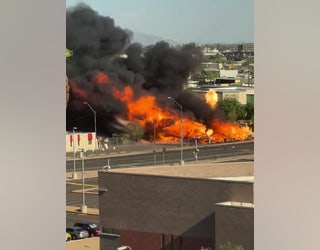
(98, 162), (254, 250)
(66, 131), (97, 153)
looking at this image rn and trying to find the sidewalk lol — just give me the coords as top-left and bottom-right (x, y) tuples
(66, 171), (99, 216)
(66, 140), (254, 161)
(66, 205), (99, 216)
(66, 170), (98, 180)
(66, 236), (99, 250)
(66, 142), (181, 160)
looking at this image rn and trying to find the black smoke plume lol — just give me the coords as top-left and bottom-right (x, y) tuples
(66, 3), (222, 137)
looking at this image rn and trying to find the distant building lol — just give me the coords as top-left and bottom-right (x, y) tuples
(222, 43), (254, 60)
(66, 131), (97, 152)
(219, 69), (238, 78)
(192, 86), (254, 105)
(238, 43), (254, 52)
(98, 162), (254, 250)
(215, 78), (240, 86)
(202, 47), (219, 57)
(215, 87), (254, 105)
(201, 62), (223, 71)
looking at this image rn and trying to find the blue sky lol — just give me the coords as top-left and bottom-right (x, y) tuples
(66, 0), (253, 44)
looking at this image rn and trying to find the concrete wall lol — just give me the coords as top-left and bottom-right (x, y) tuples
(120, 230), (214, 250)
(215, 203), (254, 250)
(98, 171), (253, 240)
(220, 70), (238, 78)
(217, 88), (254, 105)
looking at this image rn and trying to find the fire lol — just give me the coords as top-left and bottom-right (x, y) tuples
(74, 71), (253, 144)
(112, 86), (210, 141)
(210, 120), (252, 142)
(93, 72), (110, 85)
(113, 86), (170, 127)
(70, 82), (89, 99)
(205, 89), (218, 108)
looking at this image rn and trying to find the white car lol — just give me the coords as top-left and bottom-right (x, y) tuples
(66, 227), (89, 240)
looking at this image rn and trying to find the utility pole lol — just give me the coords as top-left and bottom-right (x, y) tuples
(80, 148), (87, 213)
(153, 119), (157, 165)
(72, 127), (77, 179)
(168, 97), (184, 165)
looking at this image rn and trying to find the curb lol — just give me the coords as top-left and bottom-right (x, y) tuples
(66, 207), (99, 216)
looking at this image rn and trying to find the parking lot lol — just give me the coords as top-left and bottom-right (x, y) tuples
(66, 237), (99, 250)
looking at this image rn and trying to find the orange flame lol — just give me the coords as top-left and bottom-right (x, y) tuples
(210, 120), (252, 142)
(70, 82), (89, 99)
(98, 72), (253, 143)
(94, 72), (110, 85)
(205, 90), (218, 108)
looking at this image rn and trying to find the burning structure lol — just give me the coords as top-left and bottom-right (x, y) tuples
(66, 3), (252, 144)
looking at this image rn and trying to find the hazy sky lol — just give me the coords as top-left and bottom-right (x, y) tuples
(66, 0), (253, 44)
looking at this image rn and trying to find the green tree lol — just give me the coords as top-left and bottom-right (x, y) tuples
(125, 122), (145, 141)
(192, 70), (219, 85)
(217, 98), (246, 122)
(245, 101), (254, 119)
(66, 48), (73, 107)
(245, 101), (254, 130)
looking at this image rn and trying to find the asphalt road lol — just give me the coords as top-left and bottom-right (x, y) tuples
(66, 177), (100, 228)
(66, 178), (99, 208)
(66, 212), (99, 228)
(66, 141), (254, 172)
(66, 141), (254, 229)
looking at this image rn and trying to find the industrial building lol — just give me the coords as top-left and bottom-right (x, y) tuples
(98, 161), (254, 250)
(66, 131), (97, 152)
(192, 86), (254, 106)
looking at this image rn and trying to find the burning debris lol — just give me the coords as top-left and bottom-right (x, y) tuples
(66, 3), (252, 143)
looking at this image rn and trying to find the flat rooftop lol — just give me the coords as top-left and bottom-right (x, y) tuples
(216, 201), (254, 208)
(102, 161), (254, 182)
(211, 176), (254, 182)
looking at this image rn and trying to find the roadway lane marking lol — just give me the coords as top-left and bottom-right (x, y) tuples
(71, 188), (99, 195)
(66, 182), (98, 188)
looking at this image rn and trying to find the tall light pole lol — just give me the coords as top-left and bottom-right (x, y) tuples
(168, 97), (184, 165)
(80, 148), (87, 213)
(153, 119), (156, 165)
(193, 137), (200, 164)
(83, 102), (97, 151)
(72, 127), (77, 179)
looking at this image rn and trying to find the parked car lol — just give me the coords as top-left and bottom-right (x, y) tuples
(66, 232), (72, 242)
(66, 227), (89, 240)
(73, 222), (101, 237)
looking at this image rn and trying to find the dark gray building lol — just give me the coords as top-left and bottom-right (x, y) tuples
(98, 162), (254, 250)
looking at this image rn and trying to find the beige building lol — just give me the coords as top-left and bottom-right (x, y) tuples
(219, 70), (238, 78)
(216, 87), (254, 105)
(66, 131), (97, 152)
(201, 62), (223, 71)
(192, 87), (254, 106)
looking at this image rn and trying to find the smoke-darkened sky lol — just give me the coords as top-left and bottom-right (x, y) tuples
(66, 3), (225, 137)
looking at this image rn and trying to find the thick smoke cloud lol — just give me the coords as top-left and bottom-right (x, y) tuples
(66, 3), (221, 136)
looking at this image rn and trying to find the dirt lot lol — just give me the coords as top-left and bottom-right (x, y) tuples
(66, 237), (99, 250)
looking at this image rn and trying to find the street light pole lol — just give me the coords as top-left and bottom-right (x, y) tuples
(83, 102), (97, 151)
(72, 127), (77, 179)
(193, 137), (200, 164)
(168, 97), (184, 165)
(153, 119), (156, 165)
(80, 148), (87, 213)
